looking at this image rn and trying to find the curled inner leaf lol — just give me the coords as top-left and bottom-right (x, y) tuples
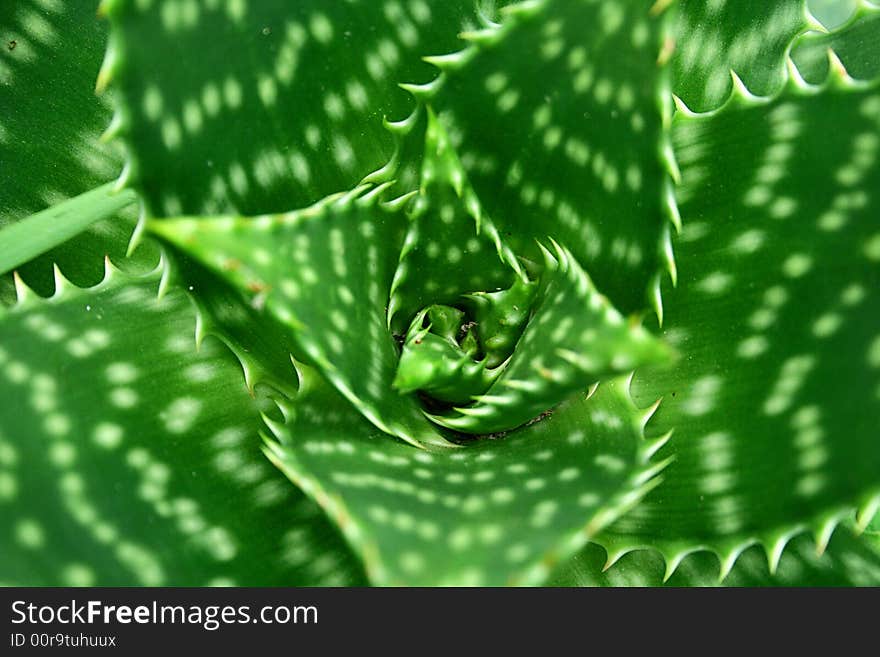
(394, 278), (540, 406)
(393, 305), (506, 405)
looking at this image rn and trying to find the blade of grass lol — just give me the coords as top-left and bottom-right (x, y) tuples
(0, 183), (137, 276)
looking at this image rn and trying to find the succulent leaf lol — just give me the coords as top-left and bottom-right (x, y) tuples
(100, 0), (504, 216)
(0, 263), (363, 586)
(152, 191), (454, 448)
(673, 0), (816, 112)
(0, 0), (134, 295)
(387, 108), (523, 335)
(461, 278), (539, 369)
(2, 0), (878, 588)
(393, 306), (505, 405)
(429, 241), (671, 434)
(156, 251), (304, 399)
(553, 530), (880, 586)
(792, 0), (880, 84)
(596, 68), (880, 578)
(407, 0), (678, 315)
(264, 364), (668, 585)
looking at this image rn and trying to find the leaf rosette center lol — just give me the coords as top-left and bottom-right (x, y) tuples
(393, 278), (537, 407)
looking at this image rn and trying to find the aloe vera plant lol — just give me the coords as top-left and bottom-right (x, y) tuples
(1, 0), (879, 587)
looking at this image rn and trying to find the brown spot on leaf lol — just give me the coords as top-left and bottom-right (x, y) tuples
(525, 408), (553, 427)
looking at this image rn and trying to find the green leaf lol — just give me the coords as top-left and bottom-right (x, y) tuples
(0, 277), (15, 307)
(155, 122), (670, 439)
(101, 0), (502, 216)
(10, 0), (872, 589)
(673, 0), (816, 112)
(264, 365), (669, 585)
(429, 241), (671, 434)
(596, 70), (880, 578)
(152, 190), (453, 448)
(461, 279), (540, 369)
(552, 530), (880, 586)
(0, 0), (134, 295)
(387, 108), (523, 335)
(156, 251), (304, 399)
(865, 513), (880, 537)
(0, 264), (364, 586)
(384, 107), (669, 434)
(393, 305), (506, 405)
(0, 183), (137, 276)
(410, 0), (678, 315)
(792, 1), (880, 85)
